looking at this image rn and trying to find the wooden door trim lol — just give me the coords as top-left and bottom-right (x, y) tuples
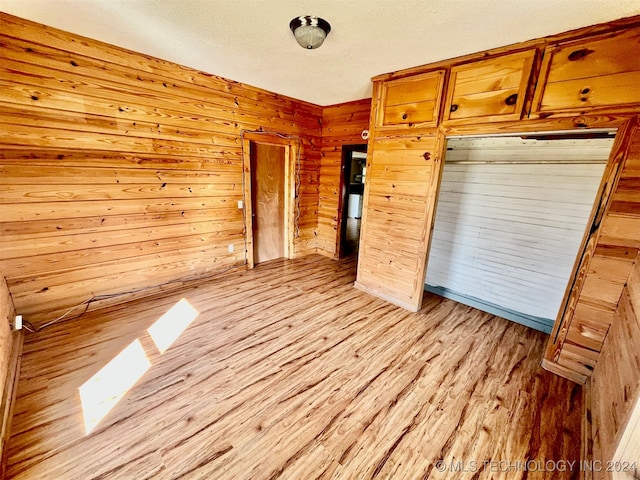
(542, 117), (638, 376)
(241, 132), (297, 269)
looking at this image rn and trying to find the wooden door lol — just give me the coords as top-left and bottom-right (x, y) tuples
(250, 143), (285, 264)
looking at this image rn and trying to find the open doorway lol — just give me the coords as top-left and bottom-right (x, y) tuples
(337, 145), (367, 259)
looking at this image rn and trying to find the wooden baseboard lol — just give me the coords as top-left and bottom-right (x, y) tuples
(353, 281), (419, 312)
(541, 358), (588, 384)
(424, 284), (554, 333)
(0, 330), (24, 477)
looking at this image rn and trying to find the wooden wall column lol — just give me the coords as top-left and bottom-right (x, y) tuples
(0, 277), (23, 476)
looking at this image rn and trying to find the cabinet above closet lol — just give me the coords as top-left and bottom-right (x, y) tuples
(375, 70), (445, 129)
(532, 28), (640, 114)
(442, 50), (535, 124)
(370, 18), (640, 130)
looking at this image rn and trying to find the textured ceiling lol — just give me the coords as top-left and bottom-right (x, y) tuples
(2, 0), (640, 106)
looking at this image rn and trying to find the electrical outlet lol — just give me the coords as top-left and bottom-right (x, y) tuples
(237, 200), (243, 209)
(228, 244), (234, 253)
(14, 315), (22, 331)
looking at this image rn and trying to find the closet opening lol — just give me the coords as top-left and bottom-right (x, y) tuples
(424, 129), (617, 332)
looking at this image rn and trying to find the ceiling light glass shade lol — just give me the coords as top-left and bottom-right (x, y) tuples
(289, 16), (331, 49)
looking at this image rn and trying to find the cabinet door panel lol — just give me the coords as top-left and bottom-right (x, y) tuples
(383, 101), (438, 125)
(385, 74), (442, 105)
(448, 87), (521, 120)
(540, 71), (640, 111)
(443, 50), (536, 123)
(376, 71), (445, 129)
(533, 29), (640, 113)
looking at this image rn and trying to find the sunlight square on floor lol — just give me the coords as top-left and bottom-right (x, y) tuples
(78, 339), (151, 435)
(147, 298), (200, 354)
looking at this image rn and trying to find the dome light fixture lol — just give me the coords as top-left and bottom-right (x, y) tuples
(289, 16), (331, 50)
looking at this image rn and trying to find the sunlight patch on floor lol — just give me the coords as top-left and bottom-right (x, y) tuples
(78, 298), (199, 435)
(147, 298), (199, 354)
(79, 339), (151, 434)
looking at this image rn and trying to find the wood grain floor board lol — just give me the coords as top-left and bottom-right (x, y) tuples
(6, 255), (581, 479)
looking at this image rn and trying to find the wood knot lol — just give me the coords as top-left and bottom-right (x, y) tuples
(573, 119), (589, 128)
(422, 152), (431, 161)
(568, 48), (595, 61)
(505, 93), (518, 106)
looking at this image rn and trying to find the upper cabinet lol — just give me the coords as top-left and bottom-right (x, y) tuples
(375, 70), (446, 129)
(443, 50), (536, 123)
(532, 28), (640, 114)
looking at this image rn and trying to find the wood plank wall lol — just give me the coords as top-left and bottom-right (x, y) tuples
(0, 13), (323, 325)
(589, 255), (640, 480)
(318, 99), (371, 256)
(545, 124), (640, 382)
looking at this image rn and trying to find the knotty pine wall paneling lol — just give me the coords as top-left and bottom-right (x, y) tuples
(0, 13), (323, 326)
(589, 255), (640, 480)
(355, 122), (446, 311)
(318, 99), (371, 257)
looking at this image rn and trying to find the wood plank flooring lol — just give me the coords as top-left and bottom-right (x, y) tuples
(6, 255), (581, 479)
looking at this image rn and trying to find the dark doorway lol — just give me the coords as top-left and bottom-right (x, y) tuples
(337, 144), (367, 259)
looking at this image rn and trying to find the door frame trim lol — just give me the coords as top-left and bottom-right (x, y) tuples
(241, 132), (297, 269)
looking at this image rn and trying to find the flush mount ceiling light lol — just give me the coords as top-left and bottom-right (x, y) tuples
(289, 16), (331, 50)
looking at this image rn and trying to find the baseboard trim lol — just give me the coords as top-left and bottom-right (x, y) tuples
(353, 282), (419, 312)
(424, 284), (554, 333)
(541, 358), (587, 385)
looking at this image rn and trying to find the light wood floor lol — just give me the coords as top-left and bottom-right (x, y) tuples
(6, 255), (581, 479)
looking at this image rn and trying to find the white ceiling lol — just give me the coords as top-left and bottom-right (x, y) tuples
(2, 0), (639, 106)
